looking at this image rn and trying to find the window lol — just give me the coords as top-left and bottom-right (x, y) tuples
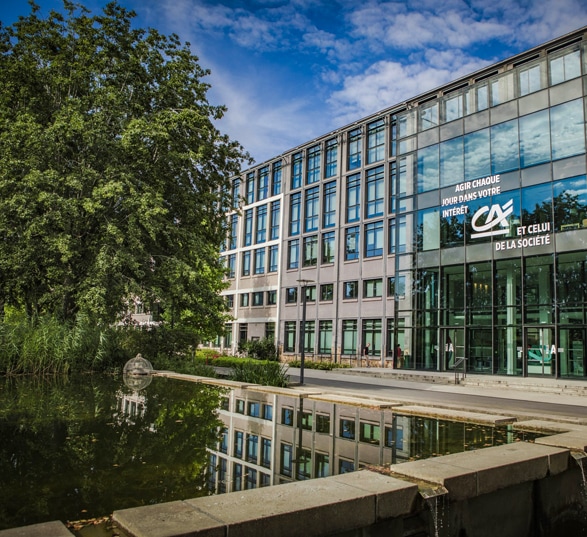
(389, 217), (407, 254)
(261, 438), (271, 468)
(315, 453), (330, 478)
(365, 221), (383, 257)
(239, 323), (248, 343)
(266, 290), (277, 305)
(302, 320), (315, 353)
(268, 244), (279, 272)
(323, 181), (337, 228)
(224, 324), (232, 347)
(321, 231), (335, 264)
(464, 128), (490, 180)
(270, 200), (280, 240)
(342, 319), (357, 354)
(339, 459), (355, 474)
(235, 399), (245, 414)
(417, 144), (439, 193)
(303, 235), (318, 267)
(280, 444), (293, 477)
(265, 322), (275, 340)
(260, 473), (270, 488)
(287, 239), (299, 269)
(233, 463), (242, 491)
(366, 166), (384, 218)
(281, 407), (294, 426)
(262, 404), (273, 421)
(232, 178), (241, 209)
(491, 118), (519, 174)
(316, 414), (330, 434)
(362, 319), (382, 356)
(367, 119), (385, 164)
(289, 193), (301, 236)
(242, 251), (251, 276)
(252, 291), (263, 306)
(246, 172), (255, 204)
(518, 61), (543, 96)
(384, 425), (404, 450)
(234, 430), (244, 458)
(345, 226), (360, 261)
(244, 209), (253, 246)
(227, 254), (236, 278)
(363, 279), (383, 298)
(444, 92), (463, 122)
(225, 295), (234, 308)
(320, 283), (333, 301)
(304, 285), (317, 302)
(286, 287), (298, 304)
(348, 128), (362, 170)
(246, 434), (258, 463)
(291, 152), (302, 189)
(272, 161), (282, 195)
(360, 422), (381, 444)
(248, 401), (260, 417)
(551, 98), (585, 161)
(304, 187), (320, 233)
(219, 427), (228, 453)
(256, 205), (267, 243)
(325, 138), (338, 178)
(340, 418), (355, 439)
(318, 320), (332, 354)
(440, 137), (464, 187)
(296, 449), (312, 480)
(549, 47), (581, 85)
(229, 214), (238, 250)
(257, 166), (269, 201)
(240, 293), (249, 307)
(254, 248), (265, 275)
(301, 411), (313, 430)
(419, 101), (438, 130)
(519, 109), (550, 168)
(388, 275), (406, 298)
(346, 173), (361, 223)
(284, 320), (296, 352)
(306, 145), (321, 184)
(490, 72), (515, 106)
(343, 281), (359, 299)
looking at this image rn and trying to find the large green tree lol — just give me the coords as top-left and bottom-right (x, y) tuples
(0, 1), (248, 337)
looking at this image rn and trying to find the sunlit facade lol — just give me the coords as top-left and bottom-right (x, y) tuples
(219, 27), (587, 380)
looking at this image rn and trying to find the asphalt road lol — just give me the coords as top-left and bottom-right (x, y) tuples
(289, 367), (587, 423)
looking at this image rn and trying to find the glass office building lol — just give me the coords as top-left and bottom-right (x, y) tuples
(220, 27), (587, 380)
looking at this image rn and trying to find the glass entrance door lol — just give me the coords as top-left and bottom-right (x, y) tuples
(525, 327), (555, 376)
(443, 328), (464, 371)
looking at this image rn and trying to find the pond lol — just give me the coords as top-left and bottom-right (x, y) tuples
(0, 374), (540, 534)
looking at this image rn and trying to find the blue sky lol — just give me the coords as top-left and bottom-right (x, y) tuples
(2, 0), (587, 165)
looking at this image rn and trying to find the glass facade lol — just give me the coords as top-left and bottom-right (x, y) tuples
(220, 31), (587, 380)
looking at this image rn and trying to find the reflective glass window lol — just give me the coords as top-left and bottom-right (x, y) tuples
(284, 322), (296, 352)
(490, 72), (514, 106)
(418, 208), (440, 251)
(346, 173), (361, 222)
(519, 109), (550, 168)
(365, 221), (383, 257)
(303, 235), (318, 267)
(307, 145), (321, 185)
(242, 251), (251, 276)
(343, 281), (359, 299)
(348, 128), (362, 170)
(305, 187), (320, 232)
(287, 239), (299, 269)
(363, 279), (382, 298)
(553, 175), (587, 231)
(522, 183), (552, 228)
(321, 231), (335, 264)
(325, 138), (338, 178)
(323, 181), (337, 228)
(289, 193), (301, 236)
(232, 178), (241, 209)
(417, 144), (439, 192)
(367, 119), (385, 164)
(464, 128), (491, 180)
(491, 119), (520, 174)
(440, 137), (464, 187)
(518, 61), (544, 96)
(551, 99), (585, 161)
(268, 244), (279, 272)
(342, 320), (358, 354)
(419, 102), (438, 130)
(318, 320), (333, 354)
(366, 166), (385, 218)
(345, 226), (360, 261)
(257, 166), (269, 201)
(444, 92), (463, 122)
(272, 161), (282, 195)
(549, 47), (581, 85)
(291, 152), (303, 189)
(246, 173), (255, 204)
(270, 200), (280, 240)
(320, 283), (333, 301)
(244, 209), (253, 246)
(256, 205), (267, 243)
(254, 248), (265, 275)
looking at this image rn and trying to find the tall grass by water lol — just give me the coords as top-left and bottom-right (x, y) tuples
(0, 311), (124, 375)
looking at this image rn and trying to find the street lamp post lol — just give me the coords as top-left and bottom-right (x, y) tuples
(297, 279), (313, 385)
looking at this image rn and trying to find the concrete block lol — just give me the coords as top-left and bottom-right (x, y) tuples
(113, 500), (224, 537)
(397, 405), (516, 425)
(333, 470), (419, 520)
(184, 476), (375, 537)
(0, 521), (73, 537)
(535, 432), (587, 452)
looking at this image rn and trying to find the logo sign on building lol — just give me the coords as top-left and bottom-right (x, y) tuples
(441, 174), (552, 251)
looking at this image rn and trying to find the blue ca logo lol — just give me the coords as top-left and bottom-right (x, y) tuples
(471, 199), (514, 239)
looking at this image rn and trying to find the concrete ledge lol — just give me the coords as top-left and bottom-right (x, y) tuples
(114, 471), (417, 537)
(0, 521), (73, 537)
(396, 405), (517, 425)
(388, 443), (570, 501)
(535, 431), (587, 452)
(307, 393), (400, 409)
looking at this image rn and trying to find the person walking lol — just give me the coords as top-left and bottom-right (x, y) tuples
(362, 342), (370, 367)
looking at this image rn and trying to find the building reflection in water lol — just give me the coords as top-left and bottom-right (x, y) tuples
(206, 387), (526, 494)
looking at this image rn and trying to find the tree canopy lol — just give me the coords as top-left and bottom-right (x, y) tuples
(0, 1), (248, 339)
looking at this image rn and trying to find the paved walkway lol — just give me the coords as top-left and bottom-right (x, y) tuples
(288, 366), (587, 425)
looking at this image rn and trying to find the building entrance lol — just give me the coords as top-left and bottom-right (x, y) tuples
(442, 328), (464, 371)
(525, 327), (555, 376)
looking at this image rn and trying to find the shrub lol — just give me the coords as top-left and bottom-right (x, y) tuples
(229, 361), (289, 387)
(238, 337), (279, 361)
